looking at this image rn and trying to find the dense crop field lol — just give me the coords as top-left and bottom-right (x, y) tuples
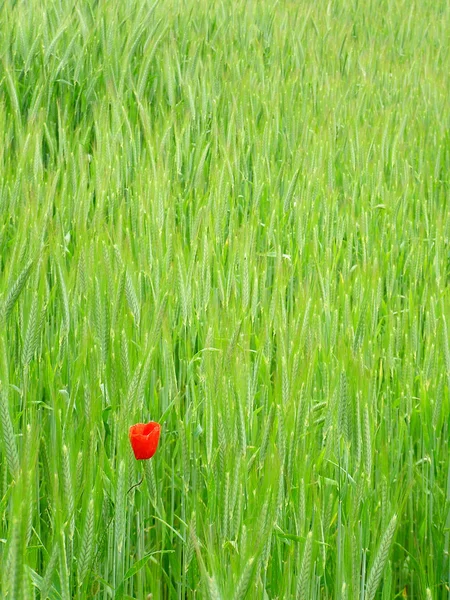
(1, 0), (449, 598)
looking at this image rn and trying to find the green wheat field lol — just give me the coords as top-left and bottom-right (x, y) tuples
(1, 0), (449, 598)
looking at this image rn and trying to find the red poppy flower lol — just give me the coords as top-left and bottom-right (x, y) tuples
(129, 422), (161, 460)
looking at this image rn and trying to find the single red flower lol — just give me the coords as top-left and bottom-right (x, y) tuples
(129, 422), (161, 460)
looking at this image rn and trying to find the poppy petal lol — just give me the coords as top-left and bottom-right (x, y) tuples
(129, 422), (161, 460)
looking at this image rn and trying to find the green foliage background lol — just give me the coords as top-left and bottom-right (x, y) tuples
(0, 0), (449, 598)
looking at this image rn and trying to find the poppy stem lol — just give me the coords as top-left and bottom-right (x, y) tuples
(127, 475), (144, 494)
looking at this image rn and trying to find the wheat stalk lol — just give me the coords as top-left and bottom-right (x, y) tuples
(365, 515), (397, 600)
